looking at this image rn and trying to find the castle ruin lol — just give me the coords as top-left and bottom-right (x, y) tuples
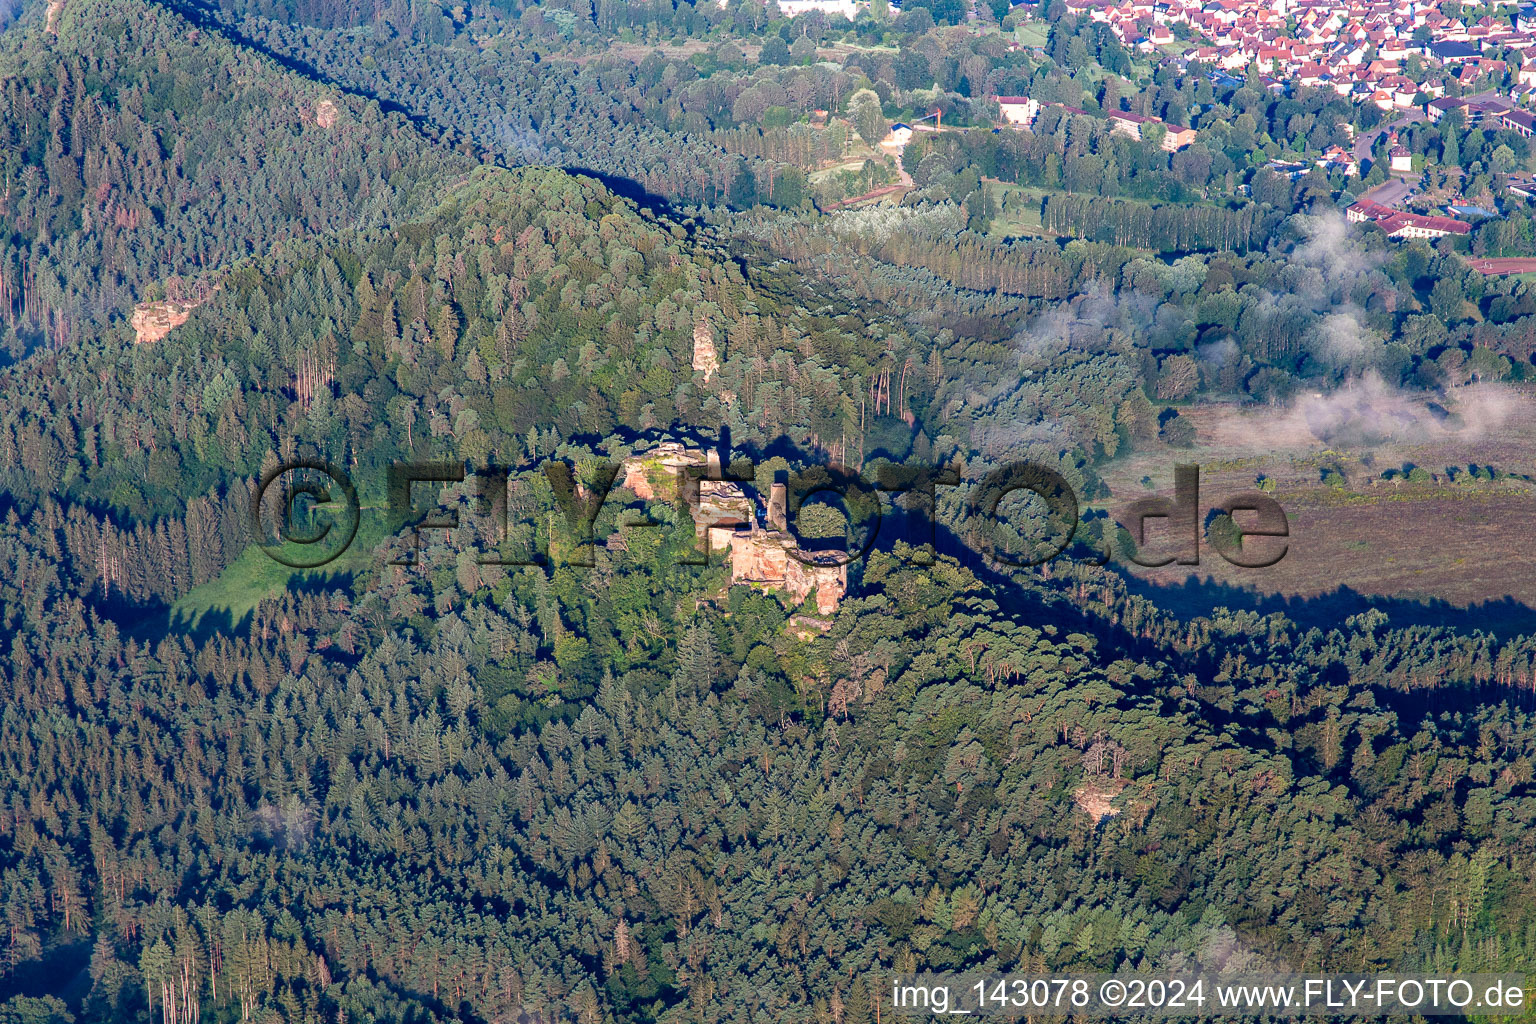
(618, 444), (846, 615)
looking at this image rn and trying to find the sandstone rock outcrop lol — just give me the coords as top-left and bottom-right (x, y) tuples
(618, 443), (715, 502)
(696, 478), (756, 551)
(727, 529), (846, 615)
(131, 301), (196, 345)
(692, 321), (719, 382)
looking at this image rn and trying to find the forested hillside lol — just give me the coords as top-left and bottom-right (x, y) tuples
(3, 0), (1536, 1022)
(0, 0), (468, 357)
(221, 16), (776, 208)
(0, 157), (1533, 1024)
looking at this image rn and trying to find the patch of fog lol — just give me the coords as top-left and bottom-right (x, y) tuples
(1285, 209), (1387, 296)
(1012, 279), (1159, 361)
(1308, 307), (1384, 369)
(1018, 211), (1386, 372)
(1212, 375), (1526, 449)
(971, 415), (1072, 460)
(1198, 335), (1239, 373)
(497, 124), (559, 165)
(1008, 210), (1514, 458)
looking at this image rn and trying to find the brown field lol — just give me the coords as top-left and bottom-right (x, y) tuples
(1466, 258), (1536, 275)
(1093, 384), (1536, 614)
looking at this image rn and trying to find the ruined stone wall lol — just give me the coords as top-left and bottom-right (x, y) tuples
(621, 445), (847, 615)
(727, 531), (846, 615)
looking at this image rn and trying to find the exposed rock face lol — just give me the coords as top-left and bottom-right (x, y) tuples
(131, 302), (196, 345)
(696, 479), (755, 551)
(766, 481), (787, 531)
(618, 443), (713, 502)
(788, 614), (833, 640)
(728, 530), (846, 615)
(620, 461), (657, 501)
(692, 321), (718, 381)
(316, 100), (340, 129)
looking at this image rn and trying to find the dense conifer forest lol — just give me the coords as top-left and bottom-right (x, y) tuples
(1, 0), (1536, 1021)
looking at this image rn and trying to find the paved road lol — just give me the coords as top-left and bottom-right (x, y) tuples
(1358, 176), (1419, 207)
(1352, 109), (1426, 162)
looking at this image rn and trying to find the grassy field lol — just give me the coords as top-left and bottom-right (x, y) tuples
(1014, 21), (1049, 47)
(809, 159), (873, 184)
(170, 546), (333, 628)
(986, 182), (1051, 237)
(169, 507), (392, 629)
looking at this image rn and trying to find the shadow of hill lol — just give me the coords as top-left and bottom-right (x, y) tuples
(126, 568), (358, 647)
(170, 0), (685, 224)
(1112, 570), (1536, 639)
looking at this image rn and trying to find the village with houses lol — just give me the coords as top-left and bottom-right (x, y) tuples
(1052, 0), (1536, 107)
(767, 0), (1536, 255)
(773, 0), (1536, 111)
(1046, 0), (1536, 244)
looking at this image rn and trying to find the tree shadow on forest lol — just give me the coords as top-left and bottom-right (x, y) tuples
(123, 570), (359, 647)
(108, 429), (1536, 668)
(0, 939), (91, 1014)
(1109, 570), (1536, 640)
(567, 167), (682, 219)
(752, 416), (1536, 645)
(166, 0), (685, 225)
(169, 603), (257, 643)
(169, 0), (430, 127)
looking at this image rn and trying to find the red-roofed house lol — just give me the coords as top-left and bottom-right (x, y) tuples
(1163, 124), (1198, 150)
(1347, 199), (1470, 238)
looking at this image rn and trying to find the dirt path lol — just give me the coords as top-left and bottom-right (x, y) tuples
(824, 183), (909, 210)
(892, 143), (914, 186)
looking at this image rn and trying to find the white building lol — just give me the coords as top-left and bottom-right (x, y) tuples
(992, 95), (1040, 125)
(778, 0), (857, 16)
